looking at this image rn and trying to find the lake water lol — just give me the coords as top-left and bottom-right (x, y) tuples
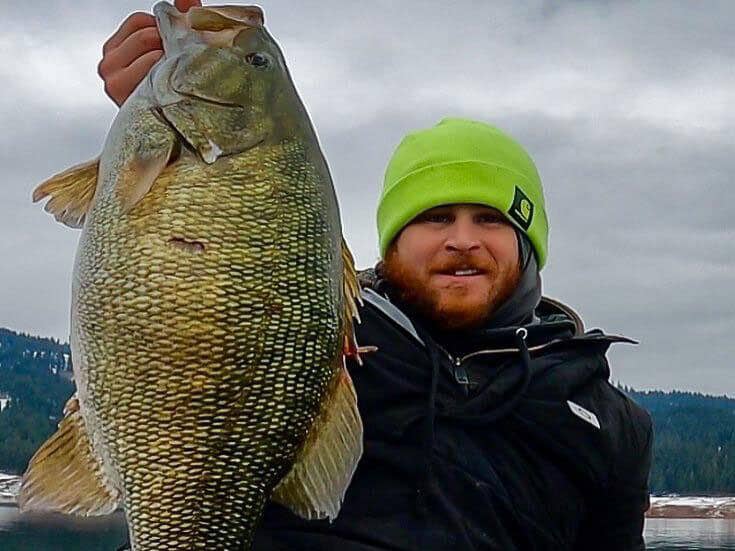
(1, 507), (735, 550)
(0, 506), (127, 550)
(645, 518), (735, 550)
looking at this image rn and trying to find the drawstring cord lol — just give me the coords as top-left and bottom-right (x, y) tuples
(417, 341), (442, 511)
(417, 327), (533, 511)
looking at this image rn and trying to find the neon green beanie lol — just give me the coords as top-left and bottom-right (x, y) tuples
(377, 118), (549, 269)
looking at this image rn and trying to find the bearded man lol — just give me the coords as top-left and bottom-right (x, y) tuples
(253, 119), (653, 551)
(102, 5), (652, 549)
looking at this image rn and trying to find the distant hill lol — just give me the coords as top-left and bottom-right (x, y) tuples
(1, 327), (734, 495)
(623, 386), (735, 495)
(0, 328), (74, 473)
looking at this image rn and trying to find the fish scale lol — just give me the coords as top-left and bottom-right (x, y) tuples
(21, 4), (364, 550)
(78, 143), (340, 549)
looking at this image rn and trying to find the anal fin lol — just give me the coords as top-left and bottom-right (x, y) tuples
(271, 368), (363, 521)
(32, 158), (99, 228)
(19, 394), (121, 516)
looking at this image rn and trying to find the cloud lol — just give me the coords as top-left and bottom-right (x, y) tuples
(1, 0), (733, 395)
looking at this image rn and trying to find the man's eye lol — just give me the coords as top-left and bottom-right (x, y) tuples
(424, 214), (451, 223)
(478, 214), (504, 224)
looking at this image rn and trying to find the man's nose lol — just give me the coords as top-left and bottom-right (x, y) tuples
(445, 219), (481, 252)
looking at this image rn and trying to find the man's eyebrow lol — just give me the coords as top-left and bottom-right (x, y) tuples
(420, 207), (452, 215)
(473, 206), (503, 215)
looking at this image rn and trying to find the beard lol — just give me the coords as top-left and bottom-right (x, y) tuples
(380, 247), (521, 332)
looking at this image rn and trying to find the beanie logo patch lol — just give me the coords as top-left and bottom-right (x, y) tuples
(509, 186), (534, 231)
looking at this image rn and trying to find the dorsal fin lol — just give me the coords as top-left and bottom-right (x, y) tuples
(32, 158), (99, 228)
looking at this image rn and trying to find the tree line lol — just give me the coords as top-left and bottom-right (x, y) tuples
(1, 327), (734, 495)
(621, 385), (735, 494)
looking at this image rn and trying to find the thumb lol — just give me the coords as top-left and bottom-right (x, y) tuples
(174, 0), (202, 13)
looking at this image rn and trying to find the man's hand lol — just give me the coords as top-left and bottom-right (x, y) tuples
(98, 0), (202, 106)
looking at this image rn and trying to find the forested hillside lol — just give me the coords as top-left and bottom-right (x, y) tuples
(624, 387), (735, 495)
(1, 326), (735, 495)
(0, 328), (74, 473)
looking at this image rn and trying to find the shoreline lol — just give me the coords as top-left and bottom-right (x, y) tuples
(646, 507), (735, 519)
(0, 473), (19, 508)
(647, 496), (735, 519)
(3, 471), (735, 519)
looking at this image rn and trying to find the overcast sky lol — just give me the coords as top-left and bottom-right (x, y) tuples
(1, 1), (733, 395)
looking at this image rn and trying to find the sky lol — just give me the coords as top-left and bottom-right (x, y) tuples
(1, 1), (733, 395)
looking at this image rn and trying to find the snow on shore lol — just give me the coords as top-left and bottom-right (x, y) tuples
(0, 472), (20, 505)
(648, 496), (735, 519)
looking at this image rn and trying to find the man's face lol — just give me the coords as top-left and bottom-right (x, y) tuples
(382, 204), (521, 331)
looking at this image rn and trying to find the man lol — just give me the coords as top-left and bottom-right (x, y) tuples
(103, 3), (653, 549)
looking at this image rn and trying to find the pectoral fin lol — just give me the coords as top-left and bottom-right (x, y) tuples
(117, 137), (178, 213)
(19, 394), (121, 516)
(271, 368), (363, 521)
(32, 158), (99, 228)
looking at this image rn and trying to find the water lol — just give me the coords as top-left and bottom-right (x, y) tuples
(1, 506), (735, 549)
(645, 518), (735, 550)
(0, 506), (127, 551)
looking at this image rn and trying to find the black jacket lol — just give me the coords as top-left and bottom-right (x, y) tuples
(253, 280), (653, 550)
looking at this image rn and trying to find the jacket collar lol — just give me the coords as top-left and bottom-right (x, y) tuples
(358, 268), (635, 356)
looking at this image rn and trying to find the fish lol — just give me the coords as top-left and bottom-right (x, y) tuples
(19, 3), (365, 549)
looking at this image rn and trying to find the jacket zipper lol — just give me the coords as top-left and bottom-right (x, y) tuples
(431, 344), (471, 390)
(457, 338), (565, 363)
(453, 357), (470, 386)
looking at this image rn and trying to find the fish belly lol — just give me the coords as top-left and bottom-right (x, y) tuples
(73, 143), (343, 549)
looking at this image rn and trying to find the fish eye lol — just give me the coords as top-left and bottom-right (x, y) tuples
(245, 52), (270, 68)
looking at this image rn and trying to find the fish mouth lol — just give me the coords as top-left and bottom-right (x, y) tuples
(187, 6), (264, 32)
(154, 3), (264, 54)
(174, 90), (242, 110)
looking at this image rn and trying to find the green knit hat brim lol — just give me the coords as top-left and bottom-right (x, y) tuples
(377, 160), (549, 268)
